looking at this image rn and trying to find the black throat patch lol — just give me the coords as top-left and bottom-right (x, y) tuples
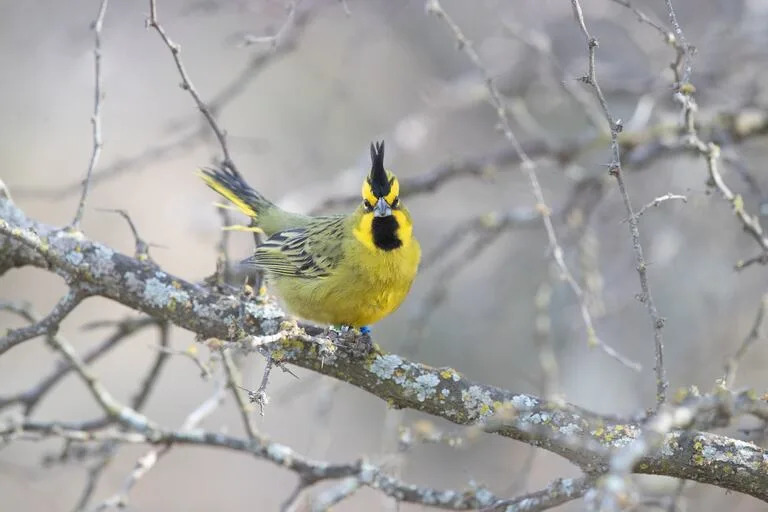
(371, 215), (402, 251)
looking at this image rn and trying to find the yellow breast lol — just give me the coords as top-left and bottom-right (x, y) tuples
(271, 227), (420, 328)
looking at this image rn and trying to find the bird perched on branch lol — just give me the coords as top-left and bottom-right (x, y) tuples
(200, 142), (420, 335)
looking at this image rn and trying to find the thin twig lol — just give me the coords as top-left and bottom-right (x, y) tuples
(570, 0), (668, 405)
(241, 0), (301, 48)
(426, 0), (639, 372)
(130, 321), (170, 411)
(0, 290), (89, 356)
(650, 0), (768, 269)
(722, 294), (768, 388)
(98, 209), (155, 262)
(0, 316), (157, 414)
(534, 280), (559, 398)
(484, 476), (593, 512)
(153, 345), (212, 379)
(628, 193), (688, 222)
(146, 0), (235, 169)
(72, 0), (109, 229)
(663, 0), (694, 87)
(609, 0), (676, 44)
(221, 349), (260, 437)
(72, 453), (113, 512)
(91, 384), (227, 511)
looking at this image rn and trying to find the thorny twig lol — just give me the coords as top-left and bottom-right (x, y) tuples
(617, 0), (768, 269)
(570, 0), (668, 405)
(72, 0), (109, 229)
(146, 0), (235, 169)
(426, 0), (638, 371)
(15, 1), (317, 203)
(98, 208), (155, 262)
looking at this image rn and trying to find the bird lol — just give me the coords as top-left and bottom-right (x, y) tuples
(200, 141), (421, 334)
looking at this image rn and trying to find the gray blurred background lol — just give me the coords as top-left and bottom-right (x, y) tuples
(2, 0), (768, 510)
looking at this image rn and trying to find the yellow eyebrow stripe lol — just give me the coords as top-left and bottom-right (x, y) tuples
(384, 177), (399, 204)
(362, 180), (378, 206)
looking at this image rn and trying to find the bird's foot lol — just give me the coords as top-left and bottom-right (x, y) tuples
(353, 326), (373, 357)
(327, 325), (373, 357)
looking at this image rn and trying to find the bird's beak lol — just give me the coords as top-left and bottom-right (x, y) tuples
(373, 197), (392, 217)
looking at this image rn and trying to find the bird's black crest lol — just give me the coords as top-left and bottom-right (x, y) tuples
(368, 141), (391, 198)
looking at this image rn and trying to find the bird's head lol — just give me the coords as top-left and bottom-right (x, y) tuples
(354, 141), (412, 251)
(361, 141), (400, 218)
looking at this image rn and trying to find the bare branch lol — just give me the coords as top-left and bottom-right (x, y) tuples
(609, 0), (676, 45)
(153, 344), (212, 379)
(485, 476), (593, 512)
(241, 0), (301, 48)
(146, 0), (235, 169)
(72, 0), (109, 229)
(591, 390), (768, 509)
(426, 0), (636, 370)
(5, 170), (768, 502)
(0, 316), (157, 414)
(722, 294), (768, 388)
(0, 290), (89, 356)
(98, 209), (156, 263)
(570, 0), (668, 406)
(629, 193), (688, 221)
(130, 321), (170, 411)
(221, 348), (261, 438)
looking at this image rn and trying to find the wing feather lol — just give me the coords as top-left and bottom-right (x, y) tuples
(241, 217), (345, 278)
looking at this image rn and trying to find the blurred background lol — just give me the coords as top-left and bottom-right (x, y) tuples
(2, 0), (768, 510)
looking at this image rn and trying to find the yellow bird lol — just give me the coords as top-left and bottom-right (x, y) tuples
(200, 141), (421, 333)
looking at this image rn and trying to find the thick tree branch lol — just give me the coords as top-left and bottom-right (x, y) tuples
(3, 194), (768, 502)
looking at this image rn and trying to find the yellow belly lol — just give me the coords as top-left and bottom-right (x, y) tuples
(270, 238), (421, 328)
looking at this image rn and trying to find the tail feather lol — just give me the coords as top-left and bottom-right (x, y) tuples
(199, 166), (273, 219)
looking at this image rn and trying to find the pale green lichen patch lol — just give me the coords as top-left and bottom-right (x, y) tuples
(91, 244), (115, 276)
(369, 356), (444, 402)
(461, 385), (495, 420)
(661, 432), (680, 457)
(559, 422), (583, 437)
(511, 394), (538, 410)
(408, 373), (440, 402)
(266, 442), (293, 465)
(696, 437), (759, 469)
(520, 411), (550, 425)
(57, 229), (85, 241)
(66, 250), (84, 265)
(371, 354), (403, 380)
(143, 277), (191, 308)
(124, 272), (143, 294)
(243, 300), (283, 334)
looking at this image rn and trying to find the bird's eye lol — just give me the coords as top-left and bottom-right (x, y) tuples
(363, 200), (373, 211)
(392, 198), (400, 208)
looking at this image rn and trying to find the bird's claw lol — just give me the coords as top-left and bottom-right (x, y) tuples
(327, 325), (373, 357)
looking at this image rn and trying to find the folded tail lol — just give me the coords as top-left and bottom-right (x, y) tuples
(199, 165), (274, 219)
